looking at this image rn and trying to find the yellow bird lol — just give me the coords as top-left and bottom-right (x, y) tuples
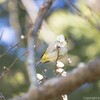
(36, 34), (68, 66)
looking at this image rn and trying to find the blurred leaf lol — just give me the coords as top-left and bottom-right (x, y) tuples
(0, 0), (6, 4)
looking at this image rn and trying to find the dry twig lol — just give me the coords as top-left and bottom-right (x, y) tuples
(0, 35), (27, 59)
(0, 51), (26, 80)
(66, 0), (100, 32)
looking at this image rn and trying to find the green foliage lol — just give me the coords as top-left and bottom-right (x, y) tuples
(0, 0), (6, 4)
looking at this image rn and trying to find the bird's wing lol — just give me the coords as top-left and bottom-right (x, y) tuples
(46, 41), (59, 53)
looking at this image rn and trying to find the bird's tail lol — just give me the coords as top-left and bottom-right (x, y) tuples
(35, 61), (49, 68)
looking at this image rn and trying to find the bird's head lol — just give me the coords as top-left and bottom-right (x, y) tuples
(56, 34), (68, 47)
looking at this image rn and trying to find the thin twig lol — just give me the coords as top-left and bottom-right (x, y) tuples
(0, 30), (4, 40)
(0, 92), (6, 100)
(55, 47), (60, 73)
(66, 0), (100, 32)
(0, 51), (26, 80)
(55, 48), (69, 100)
(66, 0), (82, 15)
(57, 62), (70, 77)
(32, 0), (55, 37)
(21, 0), (56, 43)
(0, 27), (33, 59)
(0, 35), (27, 59)
(90, 8), (100, 30)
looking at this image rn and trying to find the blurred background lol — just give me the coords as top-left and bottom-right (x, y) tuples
(0, 0), (100, 99)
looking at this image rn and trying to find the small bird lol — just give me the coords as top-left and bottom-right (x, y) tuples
(36, 34), (68, 66)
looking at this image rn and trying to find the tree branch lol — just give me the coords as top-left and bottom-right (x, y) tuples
(21, 0), (56, 44)
(31, 0), (54, 37)
(26, 29), (37, 86)
(26, 0), (54, 87)
(9, 57), (100, 100)
(28, 57), (100, 100)
(0, 92), (6, 100)
(0, 35), (27, 58)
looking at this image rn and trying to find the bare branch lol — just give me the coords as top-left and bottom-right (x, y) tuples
(31, 0), (55, 37)
(9, 57), (100, 100)
(28, 58), (100, 100)
(26, 30), (37, 86)
(0, 30), (4, 40)
(0, 51), (26, 80)
(26, 0), (54, 87)
(21, 0), (56, 44)
(0, 35), (27, 58)
(0, 92), (6, 100)
(66, 0), (100, 32)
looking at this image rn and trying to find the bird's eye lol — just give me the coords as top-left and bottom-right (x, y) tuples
(56, 45), (61, 49)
